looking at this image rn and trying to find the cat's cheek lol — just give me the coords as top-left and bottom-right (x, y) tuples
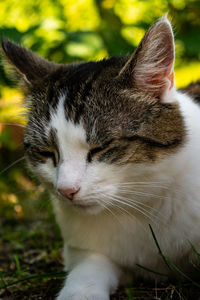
(33, 161), (57, 185)
(81, 162), (124, 198)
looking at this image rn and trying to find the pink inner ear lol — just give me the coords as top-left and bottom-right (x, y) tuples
(143, 66), (174, 98)
(146, 61), (174, 95)
(131, 18), (175, 98)
(167, 63), (174, 90)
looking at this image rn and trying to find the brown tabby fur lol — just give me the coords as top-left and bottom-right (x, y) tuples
(1, 19), (186, 167)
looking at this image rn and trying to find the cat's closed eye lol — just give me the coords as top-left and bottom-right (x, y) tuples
(87, 147), (104, 162)
(37, 150), (57, 166)
(87, 139), (115, 162)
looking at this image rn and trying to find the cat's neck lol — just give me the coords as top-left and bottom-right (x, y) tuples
(154, 91), (200, 186)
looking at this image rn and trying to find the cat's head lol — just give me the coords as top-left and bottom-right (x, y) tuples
(2, 16), (185, 215)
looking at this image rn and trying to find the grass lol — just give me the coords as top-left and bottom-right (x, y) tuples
(0, 143), (200, 299)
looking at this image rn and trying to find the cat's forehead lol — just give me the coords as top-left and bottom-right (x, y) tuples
(50, 94), (86, 143)
(26, 59), (138, 149)
(44, 59), (141, 143)
(49, 90), (124, 147)
(27, 57), (183, 150)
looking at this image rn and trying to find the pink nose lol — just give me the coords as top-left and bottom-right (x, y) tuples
(58, 187), (80, 200)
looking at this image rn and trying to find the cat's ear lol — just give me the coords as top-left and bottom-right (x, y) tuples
(1, 37), (57, 84)
(119, 16), (175, 100)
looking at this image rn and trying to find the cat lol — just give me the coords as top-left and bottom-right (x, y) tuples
(2, 15), (200, 300)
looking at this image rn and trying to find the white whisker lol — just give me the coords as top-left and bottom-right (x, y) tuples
(97, 197), (123, 225)
(115, 182), (170, 190)
(0, 156), (25, 175)
(116, 196), (161, 225)
(0, 122), (25, 128)
(104, 194), (159, 226)
(116, 195), (166, 219)
(120, 189), (169, 200)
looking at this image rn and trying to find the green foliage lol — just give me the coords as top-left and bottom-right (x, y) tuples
(0, 0), (200, 90)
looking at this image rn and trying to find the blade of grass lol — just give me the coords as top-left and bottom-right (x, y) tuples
(188, 241), (200, 262)
(126, 287), (135, 300)
(149, 224), (172, 272)
(0, 271), (66, 290)
(136, 263), (168, 277)
(166, 259), (200, 289)
(0, 272), (7, 289)
(13, 254), (21, 273)
(149, 225), (200, 288)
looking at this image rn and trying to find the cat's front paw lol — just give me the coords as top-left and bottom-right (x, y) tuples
(57, 286), (109, 300)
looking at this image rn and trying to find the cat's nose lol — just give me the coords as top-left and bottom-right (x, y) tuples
(58, 187), (80, 200)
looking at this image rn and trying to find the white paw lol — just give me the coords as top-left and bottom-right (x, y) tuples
(57, 286), (109, 300)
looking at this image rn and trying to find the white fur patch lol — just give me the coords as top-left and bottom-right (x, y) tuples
(33, 89), (200, 300)
(53, 90), (200, 299)
(50, 95), (89, 191)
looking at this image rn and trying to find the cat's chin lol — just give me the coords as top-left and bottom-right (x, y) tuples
(56, 196), (104, 215)
(73, 203), (104, 215)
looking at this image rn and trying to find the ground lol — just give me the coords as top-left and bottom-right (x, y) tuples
(0, 146), (200, 300)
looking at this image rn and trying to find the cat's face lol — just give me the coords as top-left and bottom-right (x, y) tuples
(2, 17), (185, 214)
